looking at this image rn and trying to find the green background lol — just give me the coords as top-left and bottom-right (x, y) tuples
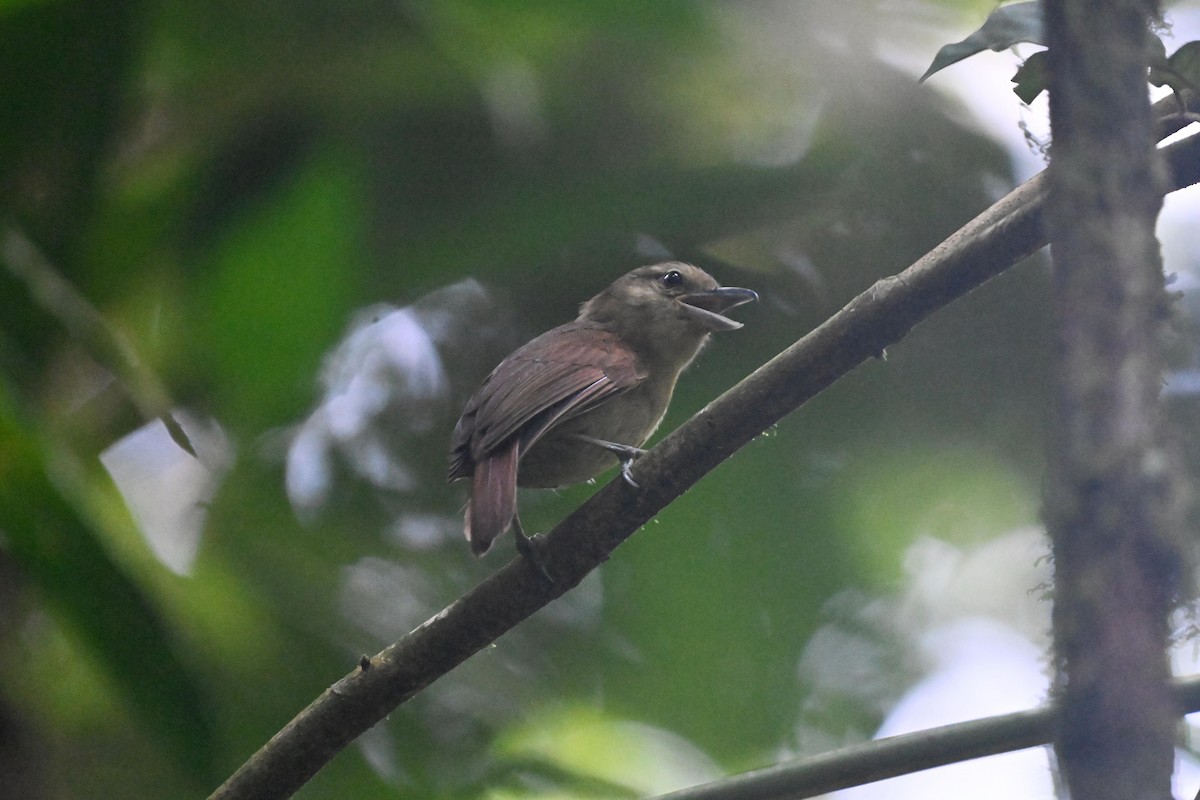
(0, 1), (1104, 798)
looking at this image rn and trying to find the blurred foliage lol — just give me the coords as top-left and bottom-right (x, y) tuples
(0, 1), (1087, 798)
(921, 0), (1200, 104)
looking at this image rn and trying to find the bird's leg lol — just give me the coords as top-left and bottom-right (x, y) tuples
(512, 515), (553, 583)
(569, 434), (647, 488)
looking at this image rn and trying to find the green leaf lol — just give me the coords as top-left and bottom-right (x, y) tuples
(196, 149), (365, 428)
(1169, 41), (1200, 88)
(1012, 50), (1049, 104)
(1152, 40), (1200, 95)
(921, 1), (1045, 83)
(492, 706), (719, 799)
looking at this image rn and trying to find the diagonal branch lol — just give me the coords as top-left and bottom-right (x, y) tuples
(208, 129), (1200, 800)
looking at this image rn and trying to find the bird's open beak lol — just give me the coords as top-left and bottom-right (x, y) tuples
(679, 286), (759, 331)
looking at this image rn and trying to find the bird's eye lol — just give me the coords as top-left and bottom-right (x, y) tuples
(661, 269), (683, 288)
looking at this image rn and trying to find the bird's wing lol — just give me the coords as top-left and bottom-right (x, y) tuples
(454, 325), (647, 469)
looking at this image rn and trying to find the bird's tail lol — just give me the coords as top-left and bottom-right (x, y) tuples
(465, 441), (520, 556)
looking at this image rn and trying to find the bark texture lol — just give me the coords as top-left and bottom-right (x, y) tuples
(1043, 1), (1185, 798)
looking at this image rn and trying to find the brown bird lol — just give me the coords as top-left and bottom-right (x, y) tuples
(448, 262), (756, 557)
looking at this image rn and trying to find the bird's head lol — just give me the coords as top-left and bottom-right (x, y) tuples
(579, 262), (757, 366)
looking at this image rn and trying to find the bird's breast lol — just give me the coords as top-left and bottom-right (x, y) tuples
(516, 374), (676, 488)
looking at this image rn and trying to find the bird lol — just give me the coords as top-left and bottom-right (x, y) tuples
(448, 261), (756, 558)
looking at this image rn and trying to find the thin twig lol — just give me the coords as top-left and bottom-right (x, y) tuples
(0, 225), (196, 456)
(649, 674), (1200, 800)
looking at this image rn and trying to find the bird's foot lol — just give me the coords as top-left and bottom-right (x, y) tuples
(570, 435), (647, 488)
(620, 458), (640, 488)
(513, 518), (553, 583)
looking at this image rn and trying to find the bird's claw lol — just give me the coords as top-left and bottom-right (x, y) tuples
(621, 458), (640, 488)
(513, 520), (553, 584)
(569, 435), (646, 488)
(614, 444), (646, 488)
